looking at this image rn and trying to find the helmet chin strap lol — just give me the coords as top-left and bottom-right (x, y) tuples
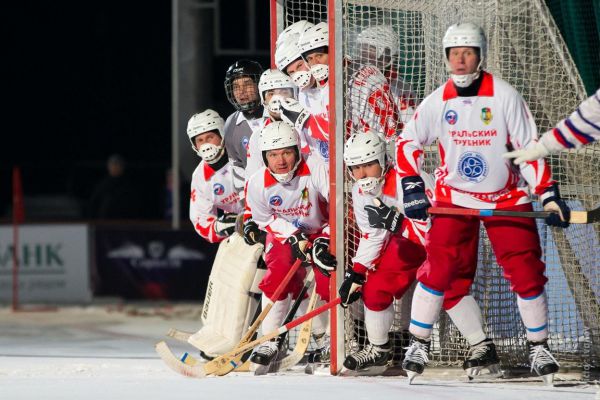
(270, 157), (301, 183)
(447, 58), (484, 88)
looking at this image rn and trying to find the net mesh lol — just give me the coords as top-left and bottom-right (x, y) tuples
(277, 0), (600, 376)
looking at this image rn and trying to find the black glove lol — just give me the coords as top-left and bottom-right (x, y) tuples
(338, 269), (366, 308)
(541, 183), (570, 228)
(311, 237), (337, 277)
(364, 198), (403, 233)
(287, 232), (311, 264)
(243, 219), (266, 246)
(215, 213), (237, 237)
(280, 98), (310, 130)
(401, 176), (431, 220)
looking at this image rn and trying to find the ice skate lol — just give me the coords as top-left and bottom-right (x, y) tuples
(390, 330), (410, 367)
(341, 341), (392, 376)
(528, 339), (559, 386)
(305, 333), (330, 374)
(402, 335), (430, 384)
(250, 339), (279, 375)
(463, 338), (502, 380)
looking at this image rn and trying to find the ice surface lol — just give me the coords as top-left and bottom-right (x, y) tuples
(1, 304), (598, 400)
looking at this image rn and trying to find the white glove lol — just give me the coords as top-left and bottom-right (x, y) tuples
(502, 142), (550, 164)
(280, 98), (310, 131)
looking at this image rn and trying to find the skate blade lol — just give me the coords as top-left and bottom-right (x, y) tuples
(250, 362), (270, 376)
(406, 370), (419, 384)
(340, 365), (388, 376)
(466, 364), (503, 381)
(305, 363), (330, 375)
(542, 373), (555, 386)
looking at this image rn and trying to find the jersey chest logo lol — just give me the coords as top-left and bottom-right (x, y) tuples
(458, 151), (489, 183)
(318, 140), (329, 159)
(241, 136), (250, 150)
(213, 183), (225, 195)
(269, 195), (283, 206)
(445, 109), (458, 125)
(481, 107), (493, 125)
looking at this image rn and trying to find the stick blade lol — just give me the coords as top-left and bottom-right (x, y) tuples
(155, 341), (206, 378)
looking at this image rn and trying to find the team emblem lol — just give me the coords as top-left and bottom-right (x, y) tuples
(481, 107), (493, 125)
(458, 152), (489, 183)
(242, 136), (249, 150)
(318, 140), (329, 160)
(445, 110), (458, 125)
(269, 195), (283, 206)
(212, 183), (225, 195)
(300, 187), (309, 201)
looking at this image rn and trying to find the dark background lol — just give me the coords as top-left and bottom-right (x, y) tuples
(3, 1), (270, 220)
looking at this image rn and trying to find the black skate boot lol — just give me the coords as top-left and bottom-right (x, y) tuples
(402, 335), (431, 384)
(463, 338), (502, 380)
(343, 341), (392, 375)
(250, 339), (279, 375)
(528, 339), (559, 385)
(390, 330), (410, 367)
(305, 332), (330, 374)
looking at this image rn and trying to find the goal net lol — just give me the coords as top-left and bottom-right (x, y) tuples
(272, 0), (600, 378)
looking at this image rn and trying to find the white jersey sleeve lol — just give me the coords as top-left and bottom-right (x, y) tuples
(539, 88), (600, 152)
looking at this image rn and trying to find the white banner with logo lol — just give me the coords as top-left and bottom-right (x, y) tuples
(0, 224), (91, 303)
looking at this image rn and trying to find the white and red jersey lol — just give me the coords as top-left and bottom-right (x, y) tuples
(386, 70), (417, 132)
(298, 82), (330, 166)
(348, 65), (407, 140)
(189, 160), (243, 243)
(396, 72), (554, 209)
(351, 168), (432, 272)
(539, 88), (600, 152)
(245, 156), (329, 243)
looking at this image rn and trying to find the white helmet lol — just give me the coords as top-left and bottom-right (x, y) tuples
(276, 20), (314, 47)
(299, 22), (329, 82)
(259, 121), (301, 183)
(442, 22), (487, 87)
(258, 69), (297, 114)
(343, 130), (387, 194)
(275, 36), (313, 90)
(186, 109), (225, 163)
(356, 25), (399, 67)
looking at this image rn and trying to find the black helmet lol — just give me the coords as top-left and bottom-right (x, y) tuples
(224, 60), (264, 113)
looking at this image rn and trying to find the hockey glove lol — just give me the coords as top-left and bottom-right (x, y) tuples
(541, 183), (570, 228)
(214, 213), (237, 237)
(401, 176), (431, 221)
(243, 219), (266, 246)
(280, 98), (311, 131)
(338, 269), (365, 308)
(364, 198), (403, 233)
(312, 237), (337, 277)
(502, 142), (550, 165)
(288, 232), (311, 264)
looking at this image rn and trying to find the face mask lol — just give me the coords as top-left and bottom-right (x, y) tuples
(267, 94), (284, 116)
(290, 70), (312, 90)
(197, 143), (224, 163)
(310, 64), (329, 82)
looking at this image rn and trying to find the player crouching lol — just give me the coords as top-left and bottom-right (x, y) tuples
(245, 121), (335, 373)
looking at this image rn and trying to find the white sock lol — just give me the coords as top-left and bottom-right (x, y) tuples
(409, 282), (443, 339)
(393, 281), (416, 331)
(365, 304), (394, 345)
(311, 299), (328, 337)
(261, 293), (291, 334)
(517, 291), (549, 342)
(446, 295), (487, 346)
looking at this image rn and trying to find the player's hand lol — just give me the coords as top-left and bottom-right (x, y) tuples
(280, 98), (310, 131)
(364, 198), (403, 233)
(401, 176), (431, 220)
(311, 236), (336, 277)
(215, 213), (238, 237)
(243, 219), (266, 246)
(288, 232), (311, 264)
(541, 184), (570, 228)
(502, 142), (550, 164)
(338, 269), (365, 308)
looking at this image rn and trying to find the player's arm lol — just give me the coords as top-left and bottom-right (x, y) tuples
(190, 180), (236, 243)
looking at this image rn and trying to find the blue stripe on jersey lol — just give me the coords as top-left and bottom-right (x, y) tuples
(410, 319), (434, 329)
(419, 282), (443, 296)
(520, 292), (543, 301)
(479, 210), (493, 216)
(576, 107), (600, 132)
(566, 117), (595, 144)
(553, 127), (575, 148)
(526, 323), (548, 333)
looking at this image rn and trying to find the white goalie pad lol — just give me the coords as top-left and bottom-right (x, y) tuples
(188, 232), (265, 357)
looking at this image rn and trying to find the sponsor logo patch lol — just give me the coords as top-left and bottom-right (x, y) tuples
(213, 183), (225, 195)
(445, 109), (458, 125)
(269, 195), (283, 206)
(242, 136), (249, 150)
(318, 140), (329, 159)
(458, 152), (488, 183)
(481, 107), (493, 125)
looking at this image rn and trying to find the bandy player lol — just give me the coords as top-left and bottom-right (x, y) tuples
(389, 22), (570, 384)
